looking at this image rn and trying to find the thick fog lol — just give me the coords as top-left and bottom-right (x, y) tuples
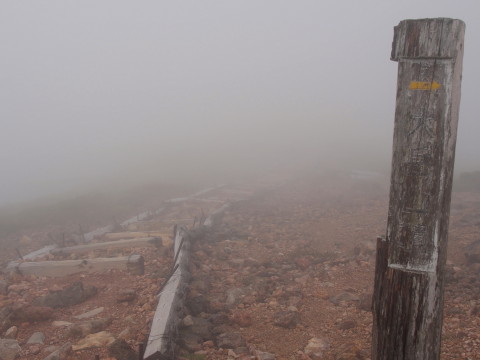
(1, 1), (479, 205)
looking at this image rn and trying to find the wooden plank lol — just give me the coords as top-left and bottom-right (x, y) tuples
(203, 203), (230, 228)
(372, 18), (465, 359)
(143, 228), (190, 359)
(50, 237), (162, 256)
(6, 255), (144, 277)
(104, 232), (167, 241)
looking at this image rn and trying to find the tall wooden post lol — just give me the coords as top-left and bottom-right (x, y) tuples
(372, 18), (465, 359)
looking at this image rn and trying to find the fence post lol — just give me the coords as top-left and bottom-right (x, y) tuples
(372, 18), (465, 359)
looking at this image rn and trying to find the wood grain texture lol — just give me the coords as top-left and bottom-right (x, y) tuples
(143, 228), (190, 360)
(6, 254), (144, 277)
(373, 18), (465, 359)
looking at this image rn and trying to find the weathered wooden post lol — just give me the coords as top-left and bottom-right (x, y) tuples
(372, 18), (465, 359)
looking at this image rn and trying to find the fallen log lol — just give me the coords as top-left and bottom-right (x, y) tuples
(6, 254), (144, 277)
(50, 237), (162, 256)
(143, 228), (190, 359)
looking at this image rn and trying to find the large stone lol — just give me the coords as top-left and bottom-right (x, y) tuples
(27, 331), (46, 344)
(189, 317), (212, 340)
(0, 339), (21, 360)
(357, 293), (372, 312)
(68, 317), (112, 337)
(108, 338), (137, 360)
(12, 305), (53, 322)
(337, 320), (357, 330)
(180, 316), (213, 352)
(216, 332), (245, 349)
(181, 332), (203, 352)
(186, 295), (210, 316)
(304, 337), (329, 360)
(273, 310), (299, 329)
(43, 342), (72, 360)
(72, 331), (115, 351)
(116, 289), (136, 303)
(328, 292), (360, 306)
(4, 326), (18, 339)
(34, 281), (97, 308)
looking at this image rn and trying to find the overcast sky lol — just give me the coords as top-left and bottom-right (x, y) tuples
(1, 1), (479, 205)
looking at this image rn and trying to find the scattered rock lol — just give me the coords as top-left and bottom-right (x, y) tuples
(255, 350), (277, 360)
(108, 338), (137, 360)
(72, 331), (115, 351)
(0, 306), (13, 333)
(74, 307), (104, 319)
(334, 343), (368, 360)
(12, 305), (53, 322)
(217, 332), (245, 349)
(68, 317), (113, 337)
(6, 283), (29, 295)
(337, 320), (357, 330)
(116, 289), (136, 303)
(43, 342), (72, 360)
(295, 256), (313, 270)
(181, 332), (203, 352)
(52, 321), (73, 327)
(4, 326), (18, 339)
(28, 344), (42, 355)
(329, 292), (360, 306)
(186, 295), (210, 315)
(212, 324), (236, 336)
(0, 280), (8, 295)
(180, 316), (213, 350)
(0, 339), (21, 360)
(273, 310), (299, 328)
(230, 309), (252, 327)
(182, 315), (195, 327)
(190, 317), (212, 339)
(27, 331), (46, 344)
(225, 288), (247, 308)
(357, 293), (372, 312)
(118, 327), (131, 340)
(304, 337), (329, 359)
(33, 281), (97, 308)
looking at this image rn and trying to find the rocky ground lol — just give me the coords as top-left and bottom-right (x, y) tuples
(178, 174), (480, 360)
(1, 171), (479, 359)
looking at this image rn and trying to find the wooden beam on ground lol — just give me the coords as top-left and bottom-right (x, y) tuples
(372, 18), (465, 360)
(143, 228), (190, 360)
(50, 237), (162, 256)
(6, 254), (144, 277)
(203, 203), (230, 228)
(104, 232), (166, 241)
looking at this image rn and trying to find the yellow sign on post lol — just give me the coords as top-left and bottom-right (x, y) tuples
(409, 81), (442, 90)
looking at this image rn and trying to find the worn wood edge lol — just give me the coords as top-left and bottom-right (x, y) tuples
(143, 228), (190, 359)
(391, 18), (465, 61)
(203, 203), (230, 228)
(50, 237), (161, 255)
(373, 17), (466, 360)
(6, 254), (144, 277)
